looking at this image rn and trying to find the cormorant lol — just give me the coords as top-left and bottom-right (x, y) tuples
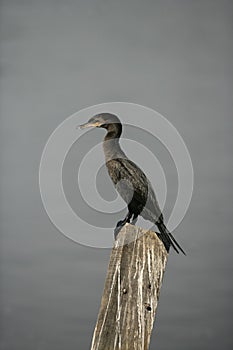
(79, 113), (185, 254)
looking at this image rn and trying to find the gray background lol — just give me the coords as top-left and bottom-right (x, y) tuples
(0, 0), (233, 349)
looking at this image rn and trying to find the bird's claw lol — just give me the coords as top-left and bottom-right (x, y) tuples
(114, 226), (121, 239)
(114, 220), (125, 239)
(116, 220), (124, 227)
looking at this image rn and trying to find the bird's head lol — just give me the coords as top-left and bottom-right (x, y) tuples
(79, 113), (121, 131)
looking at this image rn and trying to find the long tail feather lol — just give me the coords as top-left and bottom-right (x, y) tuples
(156, 220), (186, 255)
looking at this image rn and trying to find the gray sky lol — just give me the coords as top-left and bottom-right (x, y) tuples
(0, 1), (233, 349)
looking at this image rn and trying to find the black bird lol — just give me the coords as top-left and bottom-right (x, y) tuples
(79, 113), (185, 254)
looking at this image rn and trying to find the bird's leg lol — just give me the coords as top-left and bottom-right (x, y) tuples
(116, 211), (132, 227)
(114, 212), (132, 239)
(131, 214), (138, 225)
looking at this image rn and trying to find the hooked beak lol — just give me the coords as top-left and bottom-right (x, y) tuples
(78, 122), (92, 129)
(77, 121), (102, 130)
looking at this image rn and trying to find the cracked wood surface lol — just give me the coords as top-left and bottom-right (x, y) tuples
(90, 224), (168, 350)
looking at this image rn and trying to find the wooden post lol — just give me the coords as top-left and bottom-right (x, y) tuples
(90, 223), (168, 350)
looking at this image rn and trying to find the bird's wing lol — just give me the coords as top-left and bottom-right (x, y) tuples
(106, 158), (162, 221)
(142, 179), (162, 221)
(106, 158), (147, 204)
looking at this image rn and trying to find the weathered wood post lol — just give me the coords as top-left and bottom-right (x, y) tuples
(90, 223), (168, 350)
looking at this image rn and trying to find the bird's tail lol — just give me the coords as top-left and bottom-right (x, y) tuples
(156, 220), (186, 255)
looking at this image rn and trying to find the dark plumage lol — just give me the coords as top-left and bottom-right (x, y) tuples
(79, 113), (185, 254)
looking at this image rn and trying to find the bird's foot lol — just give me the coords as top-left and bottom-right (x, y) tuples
(116, 219), (125, 227)
(114, 220), (126, 239)
(114, 226), (121, 239)
(113, 212), (133, 240)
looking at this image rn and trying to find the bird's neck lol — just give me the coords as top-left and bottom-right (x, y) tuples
(103, 126), (126, 162)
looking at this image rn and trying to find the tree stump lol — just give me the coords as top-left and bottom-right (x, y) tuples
(90, 223), (168, 350)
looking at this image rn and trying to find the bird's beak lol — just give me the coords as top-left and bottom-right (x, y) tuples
(77, 121), (102, 129)
(78, 122), (93, 129)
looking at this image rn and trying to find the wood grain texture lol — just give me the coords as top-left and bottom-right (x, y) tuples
(90, 224), (168, 350)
